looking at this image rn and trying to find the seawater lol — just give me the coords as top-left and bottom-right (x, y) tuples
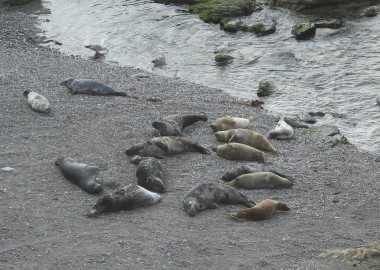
(38, 0), (380, 155)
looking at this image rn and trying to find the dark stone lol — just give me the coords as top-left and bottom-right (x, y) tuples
(291, 23), (316, 40)
(314, 19), (342, 29)
(257, 80), (276, 97)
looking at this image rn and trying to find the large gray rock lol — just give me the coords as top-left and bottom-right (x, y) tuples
(308, 125), (348, 147)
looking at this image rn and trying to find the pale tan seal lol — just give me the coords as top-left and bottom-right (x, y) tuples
(210, 116), (251, 132)
(230, 199), (290, 221)
(212, 143), (265, 162)
(215, 128), (277, 152)
(23, 90), (51, 113)
(228, 172), (293, 189)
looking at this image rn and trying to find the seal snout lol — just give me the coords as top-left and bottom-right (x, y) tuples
(23, 90), (31, 97)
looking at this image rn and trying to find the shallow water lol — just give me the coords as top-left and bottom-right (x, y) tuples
(38, 0), (379, 155)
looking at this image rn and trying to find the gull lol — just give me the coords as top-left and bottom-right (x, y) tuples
(215, 42), (229, 54)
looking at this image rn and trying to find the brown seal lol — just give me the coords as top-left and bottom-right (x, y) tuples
(212, 143), (265, 162)
(230, 199), (290, 221)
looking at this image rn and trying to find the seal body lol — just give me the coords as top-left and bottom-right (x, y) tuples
(152, 112), (208, 136)
(268, 113), (294, 140)
(55, 157), (103, 194)
(60, 77), (129, 96)
(132, 155), (166, 193)
(125, 136), (211, 158)
(215, 129), (277, 152)
(89, 184), (161, 215)
(230, 199), (290, 221)
(23, 90), (51, 113)
(228, 172), (293, 189)
(183, 183), (255, 216)
(210, 116), (250, 132)
(222, 164), (294, 183)
(212, 143), (265, 162)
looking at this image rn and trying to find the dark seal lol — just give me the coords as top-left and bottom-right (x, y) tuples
(152, 112), (208, 136)
(182, 183), (255, 216)
(88, 184), (161, 216)
(55, 157), (103, 194)
(125, 136), (211, 158)
(60, 77), (131, 97)
(131, 155), (166, 193)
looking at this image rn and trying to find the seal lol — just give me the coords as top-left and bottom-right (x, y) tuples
(60, 77), (132, 97)
(85, 44), (107, 55)
(230, 199), (290, 221)
(268, 113), (294, 140)
(228, 172), (293, 190)
(210, 116), (251, 132)
(152, 112), (208, 136)
(221, 164), (294, 183)
(183, 183), (255, 216)
(215, 128), (277, 152)
(130, 155), (166, 193)
(212, 143), (265, 162)
(23, 90), (51, 113)
(88, 184), (161, 216)
(55, 157), (103, 194)
(125, 136), (211, 158)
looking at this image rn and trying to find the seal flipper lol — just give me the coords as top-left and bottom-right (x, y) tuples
(192, 144), (211, 155)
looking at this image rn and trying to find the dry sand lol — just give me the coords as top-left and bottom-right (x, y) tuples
(0, 2), (379, 270)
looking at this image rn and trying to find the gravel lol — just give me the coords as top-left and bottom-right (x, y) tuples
(0, 2), (379, 270)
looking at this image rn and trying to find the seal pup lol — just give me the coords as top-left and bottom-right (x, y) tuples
(228, 172), (293, 190)
(230, 199), (290, 221)
(215, 128), (277, 152)
(212, 143), (265, 162)
(222, 164), (294, 183)
(130, 155), (166, 193)
(55, 157), (103, 194)
(60, 77), (133, 97)
(152, 112), (208, 136)
(183, 183), (255, 216)
(23, 90), (51, 113)
(267, 113), (294, 140)
(126, 136), (211, 158)
(210, 116), (251, 132)
(88, 184), (161, 216)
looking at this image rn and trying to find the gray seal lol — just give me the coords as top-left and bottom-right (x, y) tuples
(212, 143), (265, 162)
(60, 77), (132, 97)
(88, 184), (161, 216)
(125, 136), (211, 158)
(130, 155), (166, 193)
(152, 112), (208, 136)
(182, 183), (255, 216)
(55, 157), (103, 194)
(222, 164), (295, 183)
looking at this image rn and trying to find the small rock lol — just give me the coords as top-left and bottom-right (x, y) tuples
(214, 54), (234, 64)
(1, 167), (15, 173)
(332, 197), (340, 203)
(298, 112), (317, 124)
(291, 23), (316, 40)
(249, 20), (277, 37)
(376, 96), (380, 105)
(257, 80), (276, 97)
(314, 19), (342, 29)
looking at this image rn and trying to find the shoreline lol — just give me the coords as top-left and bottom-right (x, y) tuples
(1, 3), (379, 270)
